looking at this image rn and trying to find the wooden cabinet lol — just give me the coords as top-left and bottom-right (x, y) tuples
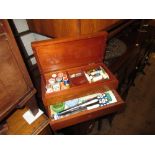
(27, 19), (80, 37)
(0, 20), (37, 122)
(27, 19), (121, 38)
(32, 32), (124, 131)
(80, 19), (120, 34)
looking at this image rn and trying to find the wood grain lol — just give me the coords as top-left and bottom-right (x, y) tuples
(27, 19), (122, 37)
(0, 20), (36, 121)
(7, 106), (51, 135)
(27, 19), (80, 37)
(80, 19), (120, 35)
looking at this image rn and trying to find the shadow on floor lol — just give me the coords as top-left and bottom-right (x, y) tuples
(90, 53), (155, 135)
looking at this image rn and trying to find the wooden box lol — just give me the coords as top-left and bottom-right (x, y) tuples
(32, 32), (124, 131)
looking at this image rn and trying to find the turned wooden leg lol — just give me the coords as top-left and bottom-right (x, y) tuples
(27, 96), (39, 116)
(97, 118), (103, 131)
(107, 113), (116, 127)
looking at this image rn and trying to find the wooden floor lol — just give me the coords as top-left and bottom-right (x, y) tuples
(90, 53), (155, 135)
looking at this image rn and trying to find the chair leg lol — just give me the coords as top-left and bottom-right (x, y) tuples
(107, 113), (115, 127)
(98, 118), (103, 131)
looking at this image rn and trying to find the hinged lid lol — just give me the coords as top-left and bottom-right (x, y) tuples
(32, 32), (108, 74)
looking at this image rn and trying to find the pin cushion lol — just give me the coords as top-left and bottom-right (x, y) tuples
(51, 102), (65, 113)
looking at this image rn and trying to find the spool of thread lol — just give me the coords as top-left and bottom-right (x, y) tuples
(56, 77), (63, 83)
(49, 78), (55, 85)
(52, 82), (60, 91)
(63, 74), (68, 79)
(46, 84), (53, 93)
(63, 77), (69, 85)
(58, 72), (63, 78)
(52, 73), (57, 78)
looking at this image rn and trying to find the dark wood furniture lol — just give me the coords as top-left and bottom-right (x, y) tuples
(7, 106), (52, 135)
(32, 32), (124, 132)
(8, 20), (47, 113)
(27, 19), (121, 37)
(0, 20), (39, 133)
(105, 20), (154, 98)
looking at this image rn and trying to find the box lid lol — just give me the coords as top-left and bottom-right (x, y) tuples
(32, 32), (108, 74)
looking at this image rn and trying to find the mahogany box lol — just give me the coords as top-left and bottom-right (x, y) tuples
(32, 32), (124, 131)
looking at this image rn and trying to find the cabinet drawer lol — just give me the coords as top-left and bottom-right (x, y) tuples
(43, 63), (118, 106)
(49, 89), (124, 131)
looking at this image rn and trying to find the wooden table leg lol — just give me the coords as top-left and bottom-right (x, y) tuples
(27, 96), (39, 116)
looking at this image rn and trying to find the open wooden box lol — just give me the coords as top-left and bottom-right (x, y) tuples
(32, 32), (124, 131)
